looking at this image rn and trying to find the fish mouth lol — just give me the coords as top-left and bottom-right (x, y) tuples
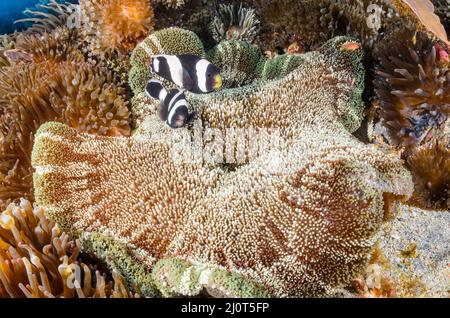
(213, 74), (222, 89)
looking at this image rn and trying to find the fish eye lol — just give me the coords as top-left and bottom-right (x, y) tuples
(207, 73), (211, 77)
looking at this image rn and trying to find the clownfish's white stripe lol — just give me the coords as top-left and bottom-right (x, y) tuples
(159, 88), (167, 101)
(164, 55), (184, 88)
(168, 90), (185, 112)
(196, 59), (210, 93)
(153, 58), (160, 72)
(168, 99), (188, 125)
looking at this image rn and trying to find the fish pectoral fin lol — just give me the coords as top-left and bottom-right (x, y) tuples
(182, 67), (195, 91)
(157, 101), (169, 121)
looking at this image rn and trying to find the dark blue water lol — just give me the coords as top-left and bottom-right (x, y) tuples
(0, 0), (78, 34)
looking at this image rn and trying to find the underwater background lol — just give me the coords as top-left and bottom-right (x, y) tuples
(0, 0), (448, 298)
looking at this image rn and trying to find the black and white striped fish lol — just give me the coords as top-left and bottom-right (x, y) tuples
(150, 54), (222, 94)
(146, 79), (190, 129)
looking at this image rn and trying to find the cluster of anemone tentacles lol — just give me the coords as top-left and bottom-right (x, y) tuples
(209, 3), (260, 44)
(13, 0), (157, 86)
(79, 0), (155, 54)
(0, 31), (131, 208)
(32, 28), (415, 297)
(0, 199), (138, 298)
(237, 0), (418, 51)
(129, 28), (304, 97)
(374, 31), (449, 210)
(14, 0), (77, 34)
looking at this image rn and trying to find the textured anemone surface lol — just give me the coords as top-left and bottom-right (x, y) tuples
(406, 136), (450, 210)
(32, 33), (414, 297)
(13, 30), (83, 64)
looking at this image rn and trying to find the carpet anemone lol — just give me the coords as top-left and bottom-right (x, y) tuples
(128, 28), (205, 96)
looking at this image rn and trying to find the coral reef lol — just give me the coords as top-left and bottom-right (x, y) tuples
(0, 0), (446, 300)
(0, 31), (130, 209)
(0, 198), (138, 298)
(209, 3), (260, 43)
(256, 0), (418, 51)
(32, 34), (414, 297)
(79, 0), (155, 54)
